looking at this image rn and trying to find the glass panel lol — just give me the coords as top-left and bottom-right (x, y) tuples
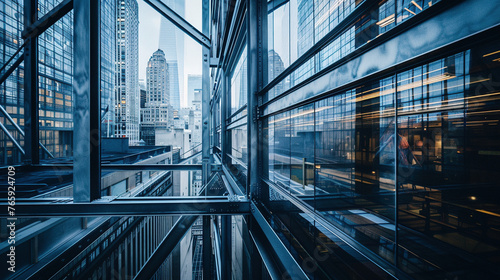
(290, 104), (315, 197)
(230, 46), (248, 115)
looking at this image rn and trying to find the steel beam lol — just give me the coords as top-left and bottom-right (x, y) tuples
(29, 164), (201, 171)
(203, 215), (212, 279)
(0, 198), (250, 217)
(23, 0), (39, 165)
(202, 0), (211, 188)
(0, 54), (24, 86)
(73, 0), (101, 202)
(0, 105), (54, 158)
(247, 0), (265, 198)
(251, 202), (309, 280)
(101, 164), (202, 171)
(221, 215), (232, 279)
(22, 0), (73, 40)
(249, 230), (281, 280)
(0, 41), (26, 74)
(144, 0), (210, 49)
(0, 120), (24, 155)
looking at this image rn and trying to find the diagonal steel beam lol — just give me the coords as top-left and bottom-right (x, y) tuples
(0, 55), (23, 86)
(0, 41), (26, 74)
(22, 0), (73, 40)
(0, 120), (25, 155)
(144, 0), (210, 49)
(0, 104), (54, 158)
(134, 215), (199, 279)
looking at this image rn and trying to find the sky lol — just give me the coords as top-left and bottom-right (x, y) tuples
(138, 0), (203, 107)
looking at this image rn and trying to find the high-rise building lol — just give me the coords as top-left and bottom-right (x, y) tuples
(115, 0), (140, 145)
(187, 74), (202, 109)
(0, 0), (116, 165)
(141, 49), (170, 125)
(158, 0), (185, 111)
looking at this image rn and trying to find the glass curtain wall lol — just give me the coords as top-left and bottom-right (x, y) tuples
(265, 38), (500, 279)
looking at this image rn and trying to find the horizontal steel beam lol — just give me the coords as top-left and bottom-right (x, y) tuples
(144, 0), (210, 48)
(30, 164), (202, 171)
(0, 198), (250, 217)
(22, 0), (73, 39)
(135, 215), (199, 279)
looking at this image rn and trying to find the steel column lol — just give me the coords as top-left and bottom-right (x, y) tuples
(202, 0), (211, 187)
(73, 0), (101, 202)
(134, 215), (199, 280)
(221, 215), (232, 279)
(23, 0), (39, 164)
(203, 215), (212, 279)
(247, 0), (264, 198)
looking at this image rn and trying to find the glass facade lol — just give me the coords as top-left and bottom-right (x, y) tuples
(0, 0), (116, 165)
(263, 37), (500, 279)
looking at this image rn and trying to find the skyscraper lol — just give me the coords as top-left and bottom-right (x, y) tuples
(115, 0), (140, 145)
(187, 74), (202, 109)
(141, 49), (170, 125)
(158, 0), (185, 111)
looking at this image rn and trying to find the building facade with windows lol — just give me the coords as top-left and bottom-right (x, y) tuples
(0, 0), (116, 165)
(115, 0), (140, 144)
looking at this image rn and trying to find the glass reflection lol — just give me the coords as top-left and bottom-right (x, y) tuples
(266, 39), (500, 278)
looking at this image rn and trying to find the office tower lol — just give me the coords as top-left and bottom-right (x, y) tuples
(187, 74), (202, 109)
(158, 0), (185, 111)
(115, 0), (140, 145)
(141, 49), (169, 125)
(0, 0), (116, 165)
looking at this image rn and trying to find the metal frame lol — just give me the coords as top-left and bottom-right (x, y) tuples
(22, 0), (73, 40)
(23, 0), (39, 165)
(30, 164), (203, 171)
(144, 0), (210, 49)
(73, 0), (102, 202)
(0, 197), (250, 217)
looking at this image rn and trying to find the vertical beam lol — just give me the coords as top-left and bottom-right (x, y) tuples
(247, 0), (263, 198)
(23, 0), (39, 164)
(220, 71), (229, 165)
(73, 0), (101, 202)
(221, 215), (232, 279)
(203, 215), (212, 279)
(202, 0), (211, 187)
